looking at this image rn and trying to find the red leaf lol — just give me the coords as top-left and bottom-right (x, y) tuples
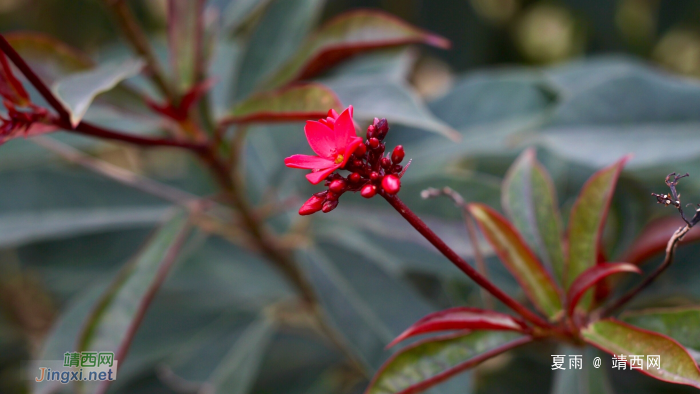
(583, 318), (700, 389)
(168, 0), (206, 91)
(387, 307), (529, 348)
(467, 203), (563, 318)
(266, 9), (450, 88)
(222, 83), (342, 124)
(0, 122), (58, 145)
(566, 156), (630, 312)
(367, 331), (531, 394)
(147, 78), (215, 122)
(621, 216), (700, 265)
(0, 51), (29, 106)
(567, 263), (640, 317)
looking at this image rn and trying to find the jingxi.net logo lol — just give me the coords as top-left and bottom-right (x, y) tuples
(29, 351), (118, 385)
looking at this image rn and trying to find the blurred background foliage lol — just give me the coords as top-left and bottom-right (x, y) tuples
(2, 0), (700, 394)
(5, 0), (700, 77)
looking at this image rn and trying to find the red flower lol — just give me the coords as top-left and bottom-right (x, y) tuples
(284, 106), (363, 184)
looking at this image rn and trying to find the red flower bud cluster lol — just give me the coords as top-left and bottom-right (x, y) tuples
(0, 101), (56, 144)
(297, 117), (409, 215)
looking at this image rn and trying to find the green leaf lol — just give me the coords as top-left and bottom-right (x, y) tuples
(0, 166), (175, 247)
(582, 318), (700, 390)
(209, 37), (241, 115)
(223, 82), (341, 124)
(266, 9), (449, 88)
(430, 70), (556, 130)
(622, 306), (700, 351)
(52, 58), (145, 127)
(76, 210), (191, 394)
(565, 156), (629, 295)
(324, 76), (459, 140)
(222, 0), (272, 32)
(200, 316), (276, 394)
(299, 247), (436, 370)
(169, 236), (293, 306)
(366, 331), (529, 394)
(0, 207), (169, 248)
(540, 58), (700, 168)
(502, 148), (565, 283)
(467, 203), (562, 318)
(327, 48), (416, 81)
(33, 284), (107, 394)
(550, 345), (614, 394)
(234, 0), (325, 99)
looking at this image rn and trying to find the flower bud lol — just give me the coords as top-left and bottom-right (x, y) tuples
(375, 118), (389, 140)
(391, 145), (404, 164)
(354, 142), (367, 157)
(381, 174), (401, 195)
(380, 157), (392, 169)
(366, 125), (376, 139)
(329, 179), (346, 194)
(361, 184), (377, 198)
(322, 200), (339, 213)
(349, 172), (361, 183)
(370, 171), (381, 182)
(299, 195), (325, 215)
(392, 164), (403, 174)
(368, 137), (380, 149)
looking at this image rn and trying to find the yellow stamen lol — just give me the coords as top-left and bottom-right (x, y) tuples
(334, 154), (344, 164)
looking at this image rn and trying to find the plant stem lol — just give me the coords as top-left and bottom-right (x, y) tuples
(103, 0), (177, 101)
(73, 121), (208, 151)
(32, 136), (214, 210)
(382, 193), (551, 328)
(1, 10), (371, 382)
(0, 34), (208, 152)
(198, 146), (368, 376)
(0, 35), (70, 124)
(597, 225), (690, 318)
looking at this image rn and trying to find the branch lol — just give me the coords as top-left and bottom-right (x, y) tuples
(103, 0), (177, 101)
(421, 187), (494, 309)
(599, 171), (698, 317)
(32, 136), (211, 210)
(596, 225), (689, 318)
(382, 193), (551, 329)
(0, 34), (209, 151)
(198, 144), (369, 376)
(651, 172), (700, 226)
(73, 121), (208, 152)
(0, 35), (70, 123)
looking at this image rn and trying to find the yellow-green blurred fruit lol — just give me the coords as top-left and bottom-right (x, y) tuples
(470, 0), (520, 25)
(514, 3), (584, 64)
(654, 28), (700, 79)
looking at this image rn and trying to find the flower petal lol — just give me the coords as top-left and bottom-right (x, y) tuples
(306, 165), (340, 184)
(334, 105), (357, 148)
(340, 137), (363, 168)
(328, 108), (339, 119)
(304, 120), (336, 158)
(284, 154), (334, 169)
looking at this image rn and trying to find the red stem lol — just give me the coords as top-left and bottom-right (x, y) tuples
(0, 34), (70, 123)
(382, 193), (551, 328)
(72, 121), (207, 151)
